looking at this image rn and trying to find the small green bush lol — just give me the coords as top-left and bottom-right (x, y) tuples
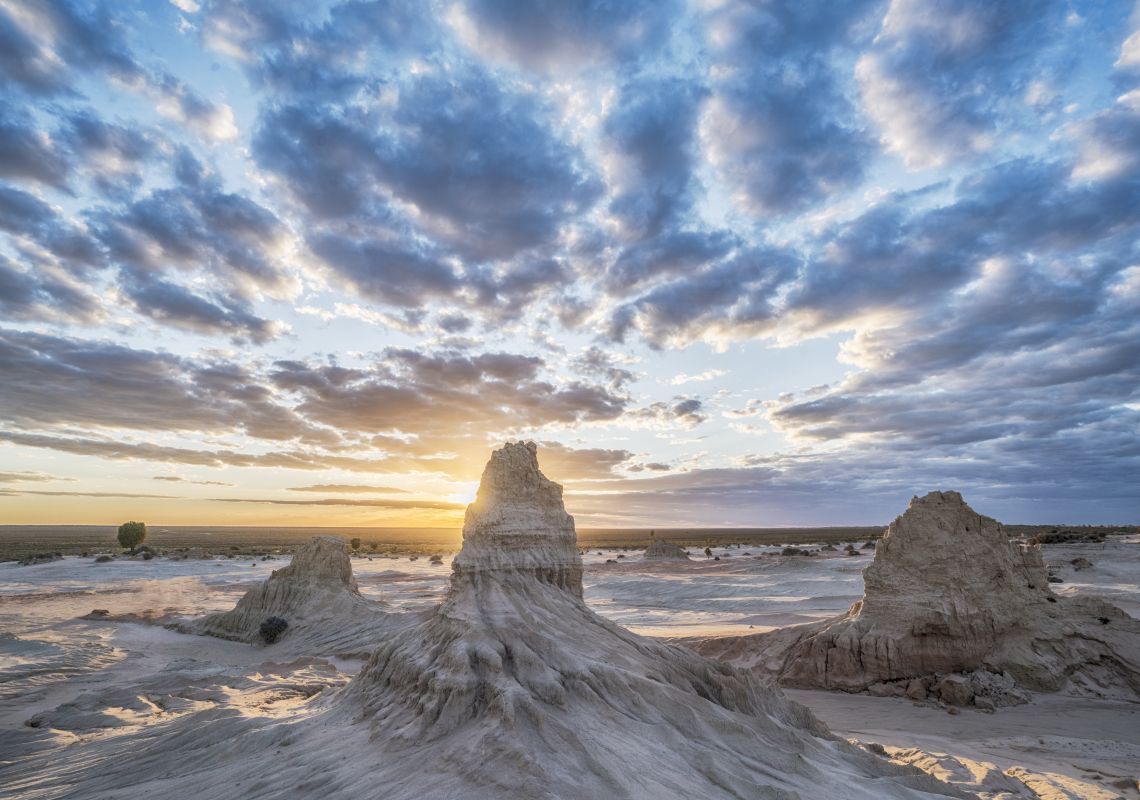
(117, 521), (147, 550)
(349, 537), (361, 551)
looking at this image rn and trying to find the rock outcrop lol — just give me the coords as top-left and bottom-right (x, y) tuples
(332, 443), (963, 798)
(643, 537), (690, 560)
(698, 491), (1140, 704)
(173, 536), (409, 656)
(24, 447), (967, 800)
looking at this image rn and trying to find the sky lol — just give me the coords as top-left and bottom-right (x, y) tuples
(1, 0), (1138, 529)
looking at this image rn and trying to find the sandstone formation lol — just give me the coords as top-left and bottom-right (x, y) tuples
(643, 537), (690, 560)
(173, 536), (408, 656)
(698, 491), (1140, 706)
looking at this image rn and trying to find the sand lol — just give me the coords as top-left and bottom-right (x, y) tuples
(0, 534), (1135, 798)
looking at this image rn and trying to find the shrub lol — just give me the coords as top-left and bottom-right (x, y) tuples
(117, 521), (147, 550)
(349, 537), (361, 551)
(259, 616), (288, 644)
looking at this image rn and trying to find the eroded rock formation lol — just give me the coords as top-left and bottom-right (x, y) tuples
(698, 491), (1140, 705)
(21, 446), (968, 799)
(333, 443), (963, 798)
(173, 535), (407, 656)
(643, 537), (690, 560)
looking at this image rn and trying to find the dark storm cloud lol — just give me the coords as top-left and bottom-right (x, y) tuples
(703, 0), (876, 214)
(457, 0), (678, 71)
(858, 0), (1071, 167)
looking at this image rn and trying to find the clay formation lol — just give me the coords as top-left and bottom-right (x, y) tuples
(698, 491), (1140, 706)
(643, 537), (690, 560)
(173, 535), (408, 656)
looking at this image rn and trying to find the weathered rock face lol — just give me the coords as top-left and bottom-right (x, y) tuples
(451, 440), (582, 595)
(643, 538), (690, 560)
(698, 491), (1140, 703)
(18, 444), (967, 800)
(174, 536), (405, 655)
(338, 443), (963, 799)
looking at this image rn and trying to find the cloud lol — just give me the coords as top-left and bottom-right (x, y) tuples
(701, 0), (875, 213)
(0, 430), (386, 472)
(670, 369), (726, 386)
(1, 0), (240, 143)
(95, 162), (295, 299)
(152, 476), (235, 486)
(0, 252), (103, 325)
(452, 0), (678, 71)
(272, 347), (629, 440)
(263, 70), (600, 263)
(122, 273), (285, 344)
(0, 488), (181, 499)
(208, 496), (463, 510)
(533, 441), (634, 480)
(609, 246), (798, 346)
(0, 103), (69, 188)
(603, 76), (707, 242)
(0, 470), (71, 483)
(286, 483), (408, 493)
(626, 397), (706, 429)
(0, 328), (320, 440)
(857, 0), (1070, 168)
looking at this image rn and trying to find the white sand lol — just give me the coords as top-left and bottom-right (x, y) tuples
(0, 534), (1135, 798)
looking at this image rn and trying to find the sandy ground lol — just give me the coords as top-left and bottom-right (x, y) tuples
(0, 536), (1136, 798)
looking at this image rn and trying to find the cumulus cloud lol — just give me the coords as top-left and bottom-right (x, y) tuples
(0, 328), (321, 439)
(701, 0), (875, 213)
(857, 0), (1070, 168)
(258, 70), (600, 263)
(451, 0), (678, 71)
(626, 397), (707, 429)
(3, 0), (1140, 524)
